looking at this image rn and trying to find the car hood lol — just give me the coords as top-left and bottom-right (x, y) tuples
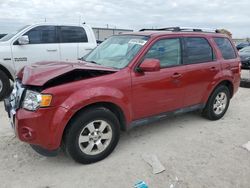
(19, 61), (118, 86)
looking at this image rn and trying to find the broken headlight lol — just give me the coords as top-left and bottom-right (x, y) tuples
(23, 90), (52, 111)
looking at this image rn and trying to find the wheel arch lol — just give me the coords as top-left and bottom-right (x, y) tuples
(62, 101), (127, 141)
(205, 79), (234, 105)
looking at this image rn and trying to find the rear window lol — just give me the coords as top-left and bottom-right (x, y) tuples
(60, 26), (88, 43)
(183, 37), (213, 64)
(214, 37), (236, 60)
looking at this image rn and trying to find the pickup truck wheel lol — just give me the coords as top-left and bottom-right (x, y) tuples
(0, 70), (11, 101)
(64, 107), (120, 164)
(202, 85), (230, 120)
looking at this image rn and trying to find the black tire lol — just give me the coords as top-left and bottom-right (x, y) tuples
(64, 107), (120, 164)
(202, 85), (230, 120)
(0, 70), (11, 101)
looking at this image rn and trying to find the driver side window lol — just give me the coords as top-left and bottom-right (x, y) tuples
(144, 38), (181, 68)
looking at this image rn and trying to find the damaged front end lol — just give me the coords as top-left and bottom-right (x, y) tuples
(10, 61), (118, 112)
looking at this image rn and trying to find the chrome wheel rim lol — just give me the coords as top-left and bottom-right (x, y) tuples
(0, 79), (3, 93)
(78, 120), (113, 155)
(213, 92), (227, 115)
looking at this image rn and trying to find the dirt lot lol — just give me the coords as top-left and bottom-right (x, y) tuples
(0, 82), (250, 188)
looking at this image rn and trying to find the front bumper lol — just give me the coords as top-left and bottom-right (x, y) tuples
(4, 82), (73, 151)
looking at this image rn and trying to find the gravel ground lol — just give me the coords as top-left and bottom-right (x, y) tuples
(0, 76), (250, 188)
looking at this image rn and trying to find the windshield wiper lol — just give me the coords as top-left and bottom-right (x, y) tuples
(78, 57), (99, 65)
(86, 60), (99, 65)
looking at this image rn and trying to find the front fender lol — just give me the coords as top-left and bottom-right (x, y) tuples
(51, 86), (132, 125)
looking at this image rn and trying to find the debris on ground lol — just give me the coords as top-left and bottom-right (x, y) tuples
(13, 154), (18, 159)
(242, 141), (250, 151)
(141, 154), (165, 174)
(169, 176), (180, 188)
(134, 181), (148, 188)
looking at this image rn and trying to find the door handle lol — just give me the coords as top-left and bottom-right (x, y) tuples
(171, 72), (182, 79)
(47, 49), (57, 52)
(85, 48), (93, 51)
(209, 66), (216, 71)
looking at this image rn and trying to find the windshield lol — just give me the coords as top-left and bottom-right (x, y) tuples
(84, 35), (149, 69)
(0, 25), (30, 42)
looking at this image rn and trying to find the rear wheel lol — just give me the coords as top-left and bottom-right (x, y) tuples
(0, 70), (11, 100)
(203, 85), (230, 120)
(64, 107), (120, 164)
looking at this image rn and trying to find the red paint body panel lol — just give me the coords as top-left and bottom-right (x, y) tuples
(21, 61), (118, 86)
(13, 31), (241, 151)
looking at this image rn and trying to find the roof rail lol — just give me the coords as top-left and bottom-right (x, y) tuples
(139, 27), (219, 33)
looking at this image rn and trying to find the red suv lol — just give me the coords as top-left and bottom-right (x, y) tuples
(4, 27), (241, 164)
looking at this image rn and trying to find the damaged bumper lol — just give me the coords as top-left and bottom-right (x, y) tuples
(3, 81), (73, 153)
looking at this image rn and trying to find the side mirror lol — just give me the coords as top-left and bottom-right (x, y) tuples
(18, 35), (29, 45)
(138, 58), (160, 72)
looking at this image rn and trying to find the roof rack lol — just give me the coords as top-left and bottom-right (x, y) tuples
(139, 27), (219, 33)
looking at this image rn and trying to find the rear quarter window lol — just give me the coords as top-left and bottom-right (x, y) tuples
(214, 37), (236, 60)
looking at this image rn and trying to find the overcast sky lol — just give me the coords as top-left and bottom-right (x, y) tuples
(0, 0), (249, 38)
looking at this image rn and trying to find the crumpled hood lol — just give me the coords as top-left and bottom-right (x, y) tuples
(20, 61), (118, 86)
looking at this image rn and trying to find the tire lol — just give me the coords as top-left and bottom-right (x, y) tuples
(202, 85), (230, 120)
(64, 107), (120, 164)
(0, 70), (11, 101)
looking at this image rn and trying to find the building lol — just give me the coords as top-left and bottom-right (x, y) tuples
(92, 27), (133, 42)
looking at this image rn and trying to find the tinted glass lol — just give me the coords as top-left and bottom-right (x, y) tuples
(60, 26), (88, 43)
(25, 26), (57, 44)
(214, 37), (236, 60)
(144, 38), (181, 67)
(184, 37), (213, 64)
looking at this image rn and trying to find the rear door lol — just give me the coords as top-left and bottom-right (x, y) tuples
(11, 25), (60, 72)
(58, 26), (91, 61)
(131, 38), (186, 120)
(182, 36), (221, 107)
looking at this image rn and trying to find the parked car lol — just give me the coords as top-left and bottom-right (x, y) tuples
(236, 42), (250, 51)
(4, 27), (241, 164)
(0, 23), (97, 100)
(239, 46), (250, 69)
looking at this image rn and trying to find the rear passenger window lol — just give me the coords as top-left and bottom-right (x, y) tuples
(184, 37), (213, 64)
(144, 38), (181, 68)
(214, 37), (236, 60)
(60, 26), (88, 43)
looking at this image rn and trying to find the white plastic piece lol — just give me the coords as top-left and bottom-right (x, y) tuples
(141, 154), (165, 174)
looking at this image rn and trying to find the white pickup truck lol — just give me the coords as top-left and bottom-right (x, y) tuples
(0, 23), (97, 99)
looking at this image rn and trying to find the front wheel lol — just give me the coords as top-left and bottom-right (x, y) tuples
(64, 107), (120, 164)
(0, 70), (11, 101)
(202, 85), (230, 120)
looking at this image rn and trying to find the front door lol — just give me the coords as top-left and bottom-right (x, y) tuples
(131, 38), (186, 120)
(11, 25), (60, 72)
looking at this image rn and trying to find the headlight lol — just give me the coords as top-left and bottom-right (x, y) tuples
(22, 90), (52, 111)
